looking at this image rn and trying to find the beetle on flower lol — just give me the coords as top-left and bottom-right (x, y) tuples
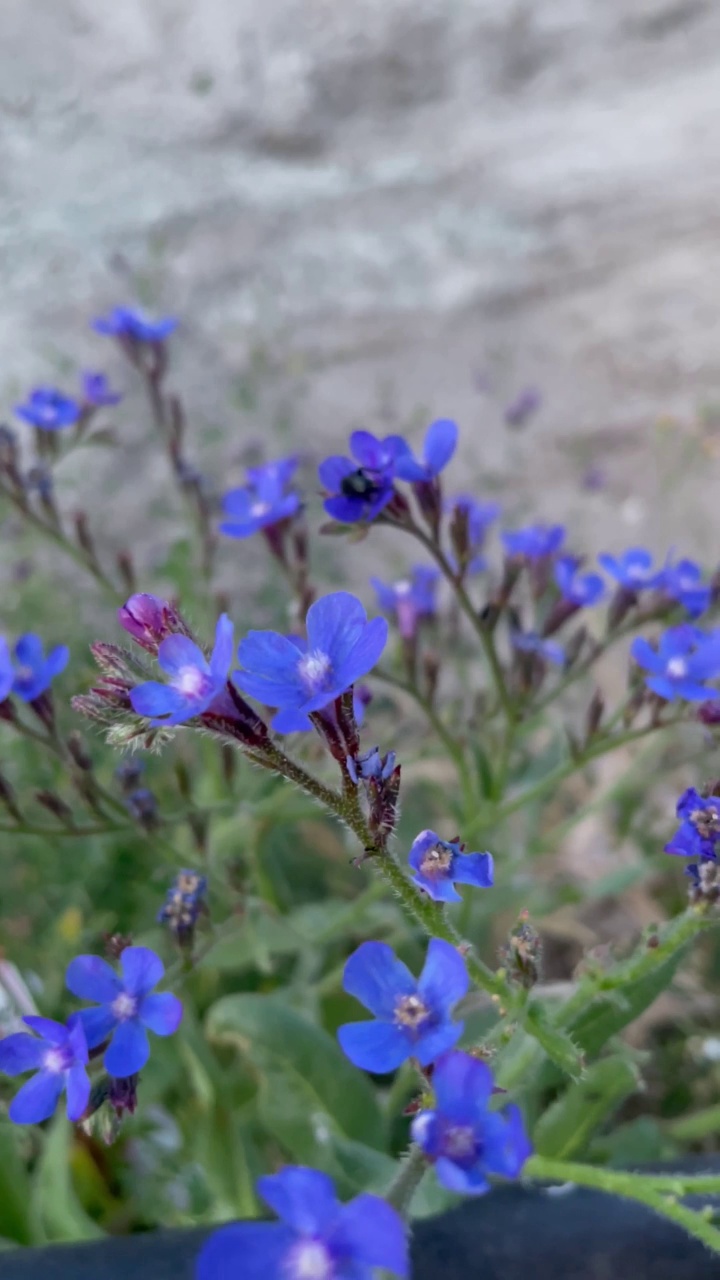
(319, 430), (407, 524)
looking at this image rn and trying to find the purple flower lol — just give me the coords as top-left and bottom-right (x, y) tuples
(92, 307), (177, 343)
(411, 1051), (531, 1195)
(118, 593), (186, 655)
(129, 614), (234, 727)
(631, 625), (720, 701)
(598, 548), (660, 590)
(346, 746), (397, 785)
(65, 945), (183, 1078)
(393, 419), (458, 482)
(0, 638), (16, 702)
(554, 556), (605, 607)
(319, 431), (407, 524)
(371, 566), (439, 639)
(197, 1166), (408, 1280)
(220, 458), (300, 538)
(0, 1015), (89, 1125)
(337, 938), (468, 1073)
(665, 787), (720, 860)
(408, 830), (494, 904)
(81, 371), (123, 407)
(504, 386), (542, 429)
(235, 592), (387, 734)
(511, 631), (565, 666)
(659, 558), (712, 618)
(10, 634), (69, 702)
(14, 387), (80, 431)
(502, 524), (565, 561)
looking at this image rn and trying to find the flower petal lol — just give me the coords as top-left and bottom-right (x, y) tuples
(451, 852), (494, 889)
(342, 941), (416, 1018)
(414, 1019), (464, 1067)
(130, 682), (187, 720)
(236, 632), (304, 701)
(432, 1051), (494, 1121)
(318, 455), (353, 490)
(337, 1020), (410, 1073)
(196, 1223), (294, 1280)
(0, 1033), (47, 1076)
(77, 1005), (118, 1049)
(334, 617), (389, 688)
(410, 872), (462, 904)
(271, 707), (314, 733)
(21, 1016), (68, 1046)
(120, 946), (164, 997)
(423, 418), (458, 475)
(65, 1063), (91, 1122)
(221, 489), (253, 519)
(210, 614), (234, 681)
(435, 1155), (490, 1196)
(13, 634), (44, 668)
(65, 955), (122, 1004)
(332, 1195), (409, 1278)
(630, 636), (659, 672)
(9, 1070), (64, 1124)
(256, 1167), (338, 1233)
(157, 635), (209, 678)
(104, 1019), (150, 1078)
(139, 992), (183, 1036)
(305, 593), (367, 668)
(418, 938), (469, 1014)
(45, 645), (70, 681)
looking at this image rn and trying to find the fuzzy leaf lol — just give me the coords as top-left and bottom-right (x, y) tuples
(533, 1056), (640, 1159)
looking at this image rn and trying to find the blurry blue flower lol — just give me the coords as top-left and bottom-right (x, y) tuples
(393, 419), (458, 483)
(353, 683), (372, 727)
(337, 937), (468, 1072)
(81, 371), (123, 407)
(371, 566), (439, 639)
(92, 307), (177, 343)
(14, 387), (80, 431)
(504, 386), (542, 429)
(197, 1166), (408, 1280)
(0, 638), (15, 702)
(659, 558), (712, 618)
(236, 592), (387, 733)
(66, 945), (183, 1078)
(411, 1051), (531, 1195)
(511, 631), (565, 666)
(502, 524), (565, 561)
(158, 869), (208, 941)
(220, 457), (300, 538)
(447, 494), (500, 571)
(408, 830), (493, 904)
(598, 547), (660, 590)
(631, 625), (720, 701)
(11, 634), (69, 701)
(129, 614), (233, 727)
(665, 787), (720, 860)
(346, 746), (397, 786)
(0, 1014), (89, 1125)
(319, 431), (407, 524)
(554, 556), (605, 607)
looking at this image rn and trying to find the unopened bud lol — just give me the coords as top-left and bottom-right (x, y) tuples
(118, 593), (191, 654)
(584, 689), (604, 744)
(125, 787), (158, 828)
(66, 730), (93, 771)
(104, 932), (133, 959)
(500, 912), (542, 989)
(35, 790), (74, 825)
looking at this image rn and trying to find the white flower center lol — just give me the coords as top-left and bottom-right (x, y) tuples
(297, 649), (332, 693)
(112, 992), (138, 1022)
(43, 1048), (68, 1074)
(286, 1240), (334, 1280)
(443, 1123), (478, 1161)
(420, 843), (454, 877)
(394, 993), (431, 1031)
(667, 657), (688, 680)
(395, 579), (412, 597)
(250, 501), (271, 519)
(14, 665), (34, 683)
(176, 665), (208, 697)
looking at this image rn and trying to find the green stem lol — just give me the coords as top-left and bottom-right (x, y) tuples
(0, 478), (119, 601)
(665, 1104), (720, 1143)
(373, 667), (475, 808)
(384, 1144), (428, 1215)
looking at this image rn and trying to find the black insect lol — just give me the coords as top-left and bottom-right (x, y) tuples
(340, 467), (380, 500)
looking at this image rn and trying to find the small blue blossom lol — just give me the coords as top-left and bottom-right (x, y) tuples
(511, 631), (565, 666)
(393, 419), (458, 482)
(337, 937), (468, 1072)
(665, 788), (720, 860)
(81, 371), (123, 407)
(197, 1166), (408, 1280)
(408, 830), (494, 904)
(319, 431), (407, 524)
(659, 558), (712, 618)
(554, 556), (605, 607)
(598, 547), (661, 590)
(502, 523), (565, 561)
(346, 746), (397, 785)
(411, 1051), (532, 1195)
(129, 613), (234, 727)
(371, 566), (439, 639)
(0, 638), (15, 702)
(235, 592), (388, 733)
(10, 634), (69, 702)
(92, 307), (177, 343)
(220, 457), (300, 538)
(14, 387), (80, 431)
(0, 1015), (89, 1125)
(631, 625), (720, 701)
(65, 945), (183, 1078)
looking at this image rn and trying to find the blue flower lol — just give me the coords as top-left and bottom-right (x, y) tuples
(408, 830), (494, 904)
(197, 1166), (408, 1280)
(14, 387), (80, 431)
(411, 1051), (531, 1195)
(65, 945), (183, 1078)
(0, 638), (15, 702)
(346, 746), (397, 785)
(92, 307), (177, 343)
(631, 625), (720, 701)
(393, 419), (458, 482)
(371, 566), (439, 639)
(504, 387), (542, 429)
(220, 458), (300, 538)
(665, 787), (720, 860)
(81, 371), (123, 407)
(337, 937), (468, 1072)
(554, 556), (605, 607)
(235, 592), (388, 733)
(659, 558), (712, 618)
(129, 614), (234, 727)
(511, 631), (565, 666)
(0, 1015), (89, 1125)
(319, 431), (407, 524)
(502, 524), (565, 561)
(598, 547), (661, 590)
(10, 634), (69, 701)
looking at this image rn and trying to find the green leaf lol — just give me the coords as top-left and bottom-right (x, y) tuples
(191, 1104), (259, 1221)
(533, 1056), (640, 1159)
(206, 994), (385, 1162)
(570, 951), (684, 1057)
(0, 1122), (33, 1244)
(522, 1003), (585, 1079)
(200, 912), (304, 973)
(31, 1115), (104, 1242)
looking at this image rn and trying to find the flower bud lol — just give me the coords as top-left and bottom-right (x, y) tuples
(117, 593), (190, 655)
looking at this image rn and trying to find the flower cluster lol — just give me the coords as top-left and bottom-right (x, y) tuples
(0, 633), (69, 704)
(319, 420), (458, 525)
